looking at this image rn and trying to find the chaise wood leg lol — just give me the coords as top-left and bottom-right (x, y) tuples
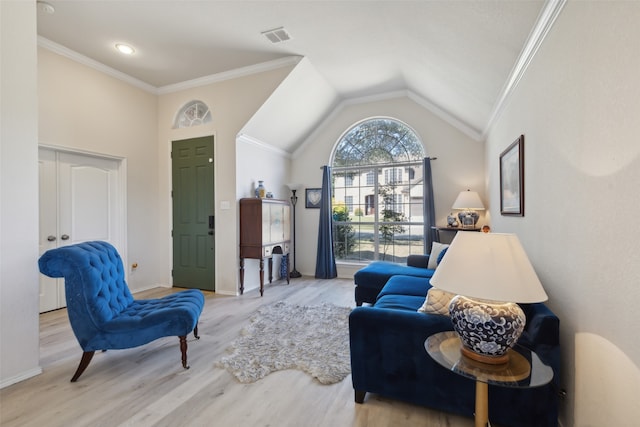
(354, 390), (366, 403)
(193, 324), (200, 340)
(179, 335), (189, 369)
(71, 351), (95, 382)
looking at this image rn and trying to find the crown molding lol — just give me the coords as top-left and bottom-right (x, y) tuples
(482, 0), (567, 138)
(292, 88), (483, 159)
(38, 36), (158, 94)
(342, 90), (483, 142)
(157, 56), (303, 95)
(236, 133), (292, 159)
(404, 91), (483, 142)
(38, 36), (303, 96)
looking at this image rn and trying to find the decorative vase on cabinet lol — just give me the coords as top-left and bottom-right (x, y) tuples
(255, 180), (266, 198)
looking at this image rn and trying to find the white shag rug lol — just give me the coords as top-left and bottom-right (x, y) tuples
(216, 301), (352, 385)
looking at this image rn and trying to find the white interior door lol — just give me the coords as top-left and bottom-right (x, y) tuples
(39, 149), (60, 312)
(39, 148), (124, 313)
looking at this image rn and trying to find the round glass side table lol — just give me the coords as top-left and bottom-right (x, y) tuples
(425, 331), (553, 427)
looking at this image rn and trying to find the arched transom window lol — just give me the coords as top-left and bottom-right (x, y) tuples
(174, 100), (212, 129)
(331, 117), (426, 263)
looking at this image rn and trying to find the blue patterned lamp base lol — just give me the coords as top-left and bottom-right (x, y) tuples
(457, 211), (480, 227)
(448, 295), (526, 365)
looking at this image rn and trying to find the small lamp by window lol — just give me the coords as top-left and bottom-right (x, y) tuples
(452, 189), (485, 228)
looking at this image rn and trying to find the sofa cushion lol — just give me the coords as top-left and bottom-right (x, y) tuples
(377, 275), (432, 300)
(427, 242), (449, 269)
(418, 288), (456, 316)
(354, 261), (435, 291)
(406, 254), (429, 269)
(374, 294), (426, 312)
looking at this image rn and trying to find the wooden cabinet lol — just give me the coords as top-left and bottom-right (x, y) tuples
(239, 198), (291, 296)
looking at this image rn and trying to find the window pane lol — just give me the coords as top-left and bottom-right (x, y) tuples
(174, 100), (212, 129)
(332, 118), (425, 264)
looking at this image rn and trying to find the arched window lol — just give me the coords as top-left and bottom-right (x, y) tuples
(174, 100), (212, 128)
(331, 117), (425, 263)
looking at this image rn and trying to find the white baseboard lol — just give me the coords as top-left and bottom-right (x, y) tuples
(0, 367), (43, 389)
(131, 283), (171, 294)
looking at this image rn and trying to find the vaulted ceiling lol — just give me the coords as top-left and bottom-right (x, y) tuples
(37, 0), (559, 150)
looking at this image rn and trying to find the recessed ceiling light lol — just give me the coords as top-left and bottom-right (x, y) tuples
(115, 43), (135, 55)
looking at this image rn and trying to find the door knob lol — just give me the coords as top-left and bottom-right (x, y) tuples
(61, 234), (70, 240)
(47, 235), (57, 242)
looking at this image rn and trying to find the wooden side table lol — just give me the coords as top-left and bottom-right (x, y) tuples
(425, 331), (553, 427)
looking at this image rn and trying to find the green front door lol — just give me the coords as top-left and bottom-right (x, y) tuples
(172, 136), (215, 291)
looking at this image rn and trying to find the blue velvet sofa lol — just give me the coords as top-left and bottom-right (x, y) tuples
(349, 273), (561, 427)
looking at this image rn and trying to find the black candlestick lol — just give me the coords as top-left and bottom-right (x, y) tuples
(289, 189), (302, 278)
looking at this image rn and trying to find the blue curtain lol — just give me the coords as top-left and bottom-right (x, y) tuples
(423, 157), (437, 252)
(315, 166), (337, 279)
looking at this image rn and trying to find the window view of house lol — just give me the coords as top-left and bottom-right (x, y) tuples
(331, 118), (426, 264)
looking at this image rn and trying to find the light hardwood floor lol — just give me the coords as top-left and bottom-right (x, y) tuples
(0, 277), (477, 427)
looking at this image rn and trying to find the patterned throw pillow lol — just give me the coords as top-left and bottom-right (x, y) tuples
(418, 288), (456, 316)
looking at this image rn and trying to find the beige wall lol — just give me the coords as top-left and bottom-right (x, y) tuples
(486, 2), (640, 426)
(292, 96), (485, 278)
(38, 48), (161, 292)
(0, 0), (41, 387)
(157, 66), (293, 296)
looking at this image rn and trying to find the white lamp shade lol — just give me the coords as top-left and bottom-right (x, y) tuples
(286, 183), (301, 190)
(430, 232), (547, 303)
(451, 190), (485, 210)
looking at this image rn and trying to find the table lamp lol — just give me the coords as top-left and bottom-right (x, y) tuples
(430, 232), (547, 365)
(452, 189), (485, 228)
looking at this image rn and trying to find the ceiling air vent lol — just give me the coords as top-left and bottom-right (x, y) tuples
(262, 27), (292, 44)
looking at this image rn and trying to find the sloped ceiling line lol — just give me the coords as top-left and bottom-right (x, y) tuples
(482, 0), (567, 138)
(237, 133), (292, 159)
(289, 88), (484, 162)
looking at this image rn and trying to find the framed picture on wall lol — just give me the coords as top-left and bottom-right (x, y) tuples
(305, 188), (322, 208)
(500, 135), (525, 216)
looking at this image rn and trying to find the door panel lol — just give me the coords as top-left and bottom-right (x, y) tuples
(38, 148), (123, 312)
(172, 136), (215, 291)
(39, 149), (59, 312)
(58, 152), (118, 244)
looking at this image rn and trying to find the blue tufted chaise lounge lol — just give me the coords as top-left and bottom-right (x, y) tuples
(38, 241), (205, 382)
